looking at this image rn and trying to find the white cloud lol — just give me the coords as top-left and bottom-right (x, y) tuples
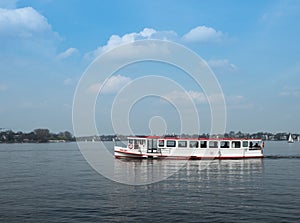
(85, 25), (227, 62)
(163, 91), (228, 107)
(164, 90), (207, 104)
(182, 26), (224, 42)
(207, 59), (238, 74)
(63, 78), (73, 86)
(208, 59), (235, 69)
(186, 91), (207, 103)
(261, 11), (284, 21)
(0, 7), (53, 38)
(85, 26), (225, 60)
(260, 2), (288, 23)
(279, 86), (300, 97)
(86, 28), (156, 59)
(225, 95), (253, 110)
(58, 48), (79, 59)
(227, 95), (244, 103)
(88, 75), (131, 94)
(84, 28), (178, 60)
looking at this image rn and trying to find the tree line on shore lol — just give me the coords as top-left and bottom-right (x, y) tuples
(0, 129), (299, 143)
(79, 131), (300, 142)
(0, 129), (74, 143)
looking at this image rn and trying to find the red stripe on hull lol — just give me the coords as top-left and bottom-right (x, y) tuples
(115, 155), (147, 159)
(114, 150), (145, 156)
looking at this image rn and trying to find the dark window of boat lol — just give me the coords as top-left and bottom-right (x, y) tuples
(242, 141), (248, 147)
(189, 141), (199, 148)
(166, 140), (176, 147)
(178, 141), (187, 148)
(153, 139), (157, 149)
(158, 140), (164, 147)
(250, 141), (260, 148)
(200, 141), (207, 148)
(232, 141), (241, 148)
(209, 141), (218, 148)
(133, 139), (139, 149)
(220, 141), (230, 148)
(147, 139), (158, 149)
(136, 139), (146, 145)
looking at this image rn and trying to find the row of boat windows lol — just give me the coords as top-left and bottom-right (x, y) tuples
(129, 139), (260, 149)
(162, 140), (245, 148)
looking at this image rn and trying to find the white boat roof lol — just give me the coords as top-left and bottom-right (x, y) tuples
(127, 136), (262, 141)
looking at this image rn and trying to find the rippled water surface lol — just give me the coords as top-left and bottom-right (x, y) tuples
(0, 141), (299, 222)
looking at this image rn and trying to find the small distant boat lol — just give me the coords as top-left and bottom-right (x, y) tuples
(288, 133), (294, 143)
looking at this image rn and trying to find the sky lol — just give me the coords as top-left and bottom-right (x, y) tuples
(0, 0), (300, 135)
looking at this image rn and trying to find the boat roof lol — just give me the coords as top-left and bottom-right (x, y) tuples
(127, 135), (262, 141)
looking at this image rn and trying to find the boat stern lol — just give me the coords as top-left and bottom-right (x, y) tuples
(114, 146), (147, 158)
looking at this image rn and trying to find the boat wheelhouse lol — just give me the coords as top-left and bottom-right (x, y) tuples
(114, 136), (264, 159)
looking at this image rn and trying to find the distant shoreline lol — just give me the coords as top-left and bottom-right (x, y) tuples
(1, 129), (299, 143)
(0, 129), (74, 143)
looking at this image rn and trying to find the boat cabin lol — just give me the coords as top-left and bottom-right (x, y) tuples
(127, 136), (263, 152)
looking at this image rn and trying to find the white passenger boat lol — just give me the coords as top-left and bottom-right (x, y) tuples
(114, 136), (264, 159)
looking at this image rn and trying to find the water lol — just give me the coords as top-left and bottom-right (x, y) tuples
(0, 141), (299, 222)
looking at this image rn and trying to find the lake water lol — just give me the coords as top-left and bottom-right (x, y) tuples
(0, 141), (299, 222)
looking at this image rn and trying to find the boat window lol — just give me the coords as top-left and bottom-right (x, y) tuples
(189, 141), (199, 148)
(178, 141), (187, 148)
(136, 139), (145, 145)
(133, 139), (139, 149)
(152, 139), (157, 149)
(166, 140), (176, 147)
(242, 141), (248, 147)
(232, 141), (241, 148)
(200, 141), (207, 148)
(147, 139), (158, 149)
(220, 141), (230, 148)
(129, 139), (133, 144)
(209, 141), (218, 148)
(158, 140), (164, 147)
(251, 141), (260, 148)
(147, 139), (152, 149)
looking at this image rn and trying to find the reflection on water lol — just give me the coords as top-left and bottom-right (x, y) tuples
(113, 158), (263, 186)
(113, 158), (187, 185)
(179, 159), (264, 190)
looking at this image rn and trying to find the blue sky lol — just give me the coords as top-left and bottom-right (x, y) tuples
(0, 0), (300, 134)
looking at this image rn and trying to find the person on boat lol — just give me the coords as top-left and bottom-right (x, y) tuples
(250, 142), (253, 148)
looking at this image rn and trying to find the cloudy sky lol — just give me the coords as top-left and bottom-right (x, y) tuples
(1, 0), (300, 135)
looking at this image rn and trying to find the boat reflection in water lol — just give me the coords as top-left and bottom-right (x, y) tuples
(113, 158), (188, 185)
(113, 158), (264, 185)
